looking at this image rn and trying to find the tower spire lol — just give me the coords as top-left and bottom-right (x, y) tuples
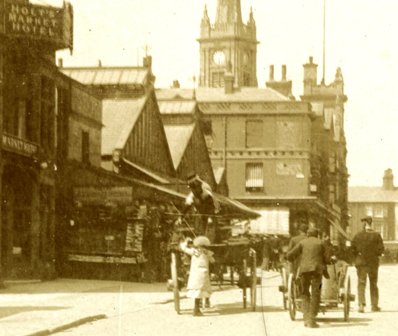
(215, 0), (243, 25)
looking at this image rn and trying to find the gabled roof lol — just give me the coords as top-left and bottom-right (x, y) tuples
(102, 98), (146, 155)
(163, 124), (195, 169)
(158, 101), (196, 115)
(155, 88), (195, 100)
(61, 67), (148, 86)
(349, 186), (398, 203)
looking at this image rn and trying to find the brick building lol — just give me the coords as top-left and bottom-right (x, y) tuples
(177, 0), (350, 238)
(0, 0), (73, 279)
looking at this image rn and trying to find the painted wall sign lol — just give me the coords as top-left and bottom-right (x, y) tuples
(3, 1), (73, 50)
(73, 186), (133, 205)
(2, 133), (38, 157)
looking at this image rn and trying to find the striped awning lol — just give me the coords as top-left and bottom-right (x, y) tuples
(246, 163), (263, 188)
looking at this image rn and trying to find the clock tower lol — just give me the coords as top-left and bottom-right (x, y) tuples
(198, 0), (258, 88)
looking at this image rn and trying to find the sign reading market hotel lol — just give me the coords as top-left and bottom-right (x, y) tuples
(3, 1), (73, 50)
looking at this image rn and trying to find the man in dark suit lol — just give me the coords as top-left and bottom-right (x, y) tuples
(287, 222), (308, 276)
(287, 227), (329, 328)
(352, 216), (384, 313)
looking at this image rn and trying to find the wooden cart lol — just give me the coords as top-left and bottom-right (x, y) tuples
(287, 261), (355, 322)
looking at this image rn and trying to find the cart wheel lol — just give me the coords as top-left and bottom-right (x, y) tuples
(287, 273), (296, 320)
(171, 252), (180, 314)
(281, 267), (288, 310)
(343, 275), (351, 322)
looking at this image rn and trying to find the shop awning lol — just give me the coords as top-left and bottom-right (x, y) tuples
(214, 193), (260, 219)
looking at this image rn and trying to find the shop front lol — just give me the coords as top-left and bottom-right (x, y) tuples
(58, 163), (186, 282)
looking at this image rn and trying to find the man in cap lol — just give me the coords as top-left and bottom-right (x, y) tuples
(352, 216), (384, 313)
(287, 227), (329, 328)
(184, 173), (219, 237)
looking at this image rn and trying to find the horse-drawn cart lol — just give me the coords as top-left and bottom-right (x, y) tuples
(169, 214), (259, 314)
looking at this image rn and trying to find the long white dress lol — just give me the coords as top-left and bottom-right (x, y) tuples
(180, 242), (214, 299)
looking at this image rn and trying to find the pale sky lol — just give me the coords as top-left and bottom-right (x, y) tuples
(35, 0), (398, 187)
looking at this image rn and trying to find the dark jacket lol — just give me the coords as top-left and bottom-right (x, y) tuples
(287, 233), (307, 274)
(286, 236), (327, 275)
(352, 229), (384, 266)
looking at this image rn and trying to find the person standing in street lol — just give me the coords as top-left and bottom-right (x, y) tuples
(351, 216), (384, 313)
(286, 227), (329, 328)
(287, 222), (308, 276)
(180, 236), (215, 316)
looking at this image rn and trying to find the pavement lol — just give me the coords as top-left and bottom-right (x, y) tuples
(0, 278), (185, 336)
(1, 266), (398, 336)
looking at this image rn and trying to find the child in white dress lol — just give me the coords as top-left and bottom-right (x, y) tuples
(180, 236), (215, 316)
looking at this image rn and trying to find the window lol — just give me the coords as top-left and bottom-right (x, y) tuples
(365, 205), (373, 217)
(374, 205), (387, 218)
(373, 222), (384, 239)
(40, 76), (55, 151)
(211, 71), (225, 88)
(246, 120), (263, 148)
(81, 131), (90, 164)
(329, 184), (335, 204)
(246, 163), (263, 192)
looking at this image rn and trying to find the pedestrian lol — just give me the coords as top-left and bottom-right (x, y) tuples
(180, 235), (215, 316)
(286, 227), (329, 328)
(351, 216), (384, 313)
(287, 222), (308, 276)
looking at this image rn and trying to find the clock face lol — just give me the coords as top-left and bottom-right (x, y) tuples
(213, 50), (226, 65)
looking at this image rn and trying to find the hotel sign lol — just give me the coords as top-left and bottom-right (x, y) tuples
(2, 133), (38, 157)
(2, 1), (73, 50)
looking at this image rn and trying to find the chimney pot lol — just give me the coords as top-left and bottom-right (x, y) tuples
(282, 65), (287, 81)
(269, 65), (274, 81)
(57, 58), (63, 68)
(309, 56), (313, 64)
(383, 168), (394, 190)
(172, 80), (180, 88)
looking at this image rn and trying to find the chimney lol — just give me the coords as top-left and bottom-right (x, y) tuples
(269, 65), (274, 81)
(171, 80), (180, 88)
(282, 65), (287, 81)
(383, 168), (394, 190)
(57, 58), (63, 68)
(265, 64), (292, 98)
(143, 55), (152, 69)
(97, 59), (102, 67)
(303, 56), (318, 95)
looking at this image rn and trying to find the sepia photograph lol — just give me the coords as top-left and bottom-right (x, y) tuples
(0, 0), (397, 335)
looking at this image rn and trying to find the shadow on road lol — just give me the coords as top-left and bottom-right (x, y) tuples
(178, 302), (285, 316)
(317, 316), (371, 328)
(0, 306), (68, 319)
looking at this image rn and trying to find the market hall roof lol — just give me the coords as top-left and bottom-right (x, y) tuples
(102, 98), (147, 156)
(60, 67), (149, 86)
(163, 124), (195, 169)
(158, 101), (196, 115)
(156, 87), (289, 102)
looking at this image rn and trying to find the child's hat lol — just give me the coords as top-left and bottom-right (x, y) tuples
(193, 236), (211, 247)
